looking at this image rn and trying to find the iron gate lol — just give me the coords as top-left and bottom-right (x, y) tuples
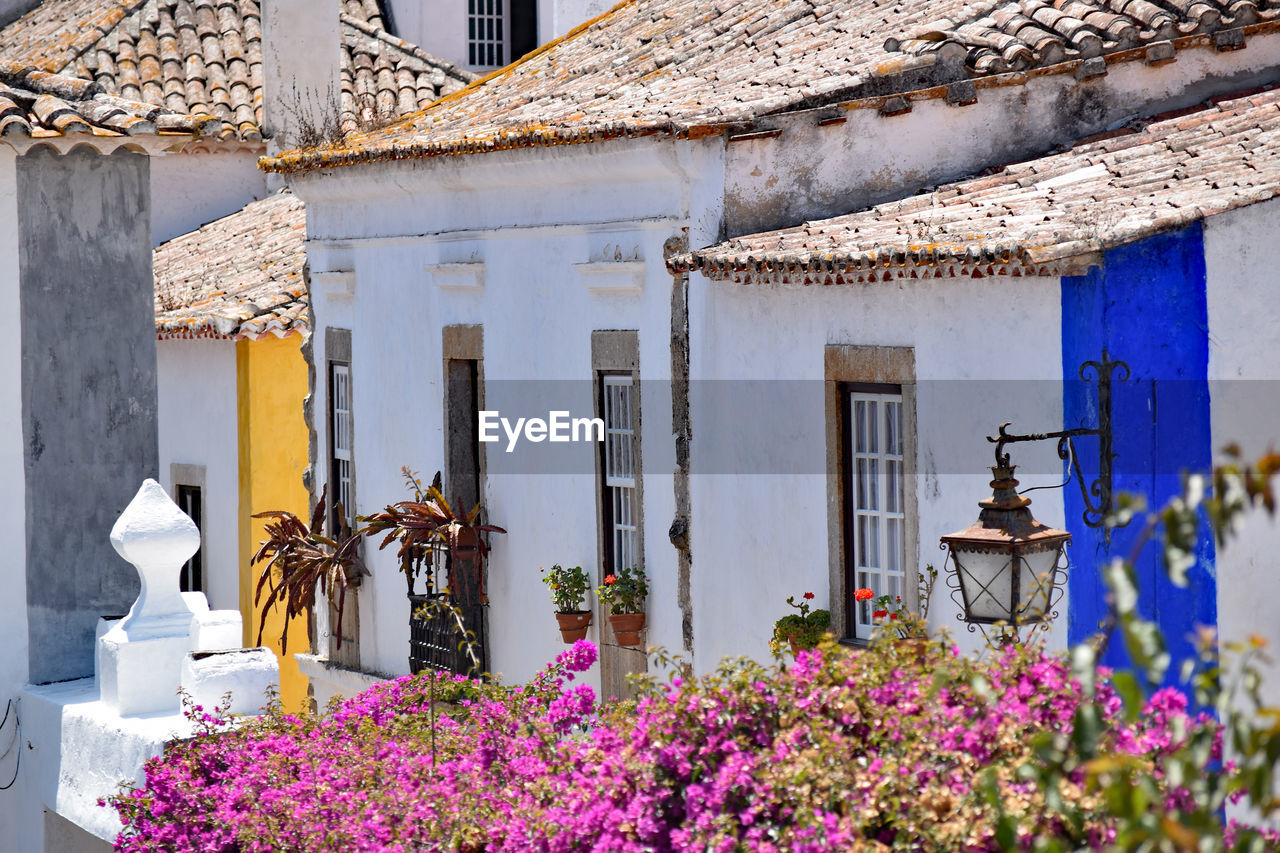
(407, 542), (488, 677)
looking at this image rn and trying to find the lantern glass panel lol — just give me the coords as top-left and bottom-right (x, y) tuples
(952, 547), (1013, 622)
(1016, 546), (1061, 621)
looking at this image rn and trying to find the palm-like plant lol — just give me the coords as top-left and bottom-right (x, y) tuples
(361, 468), (506, 604)
(251, 486), (367, 651)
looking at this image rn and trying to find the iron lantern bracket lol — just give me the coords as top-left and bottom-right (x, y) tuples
(987, 350), (1130, 532)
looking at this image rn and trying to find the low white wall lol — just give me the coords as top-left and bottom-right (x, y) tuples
(21, 679), (195, 845)
(150, 150), (268, 246)
(690, 271), (1067, 666)
(1204, 199), (1280, 705)
(156, 340), (240, 613)
(295, 653), (388, 710)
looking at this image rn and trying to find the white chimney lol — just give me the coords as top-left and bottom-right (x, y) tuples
(261, 0), (343, 152)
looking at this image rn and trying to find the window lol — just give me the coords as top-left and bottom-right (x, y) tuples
(845, 384), (906, 641)
(329, 362), (354, 527)
(176, 484), (203, 593)
(467, 0), (537, 67)
(602, 375), (638, 574)
(324, 328), (359, 666)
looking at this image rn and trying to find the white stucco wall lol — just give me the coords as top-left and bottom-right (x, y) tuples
(156, 340), (240, 614)
(296, 137), (725, 685)
(150, 150), (268, 246)
(1204, 198), (1280, 705)
(0, 145), (40, 853)
(690, 272), (1067, 665)
(387, 0), (468, 69)
(387, 0), (602, 71)
(543, 0), (610, 40)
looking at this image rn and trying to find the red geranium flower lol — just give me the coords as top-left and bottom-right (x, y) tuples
(890, 613), (899, 620)
(872, 610), (888, 619)
(604, 574), (617, 585)
(803, 592), (815, 600)
(854, 588), (874, 602)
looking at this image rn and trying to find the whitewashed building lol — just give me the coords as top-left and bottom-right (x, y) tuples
(263, 0), (1280, 701)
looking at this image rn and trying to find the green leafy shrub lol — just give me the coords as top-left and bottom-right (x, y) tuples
(540, 563), (591, 612)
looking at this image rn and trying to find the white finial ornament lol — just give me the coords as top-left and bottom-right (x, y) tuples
(110, 479), (201, 639)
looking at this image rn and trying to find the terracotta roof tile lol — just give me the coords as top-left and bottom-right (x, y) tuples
(671, 84), (1280, 283)
(0, 0), (473, 142)
(0, 57), (219, 136)
(260, 0), (1280, 173)
(154, 189), (308, 340)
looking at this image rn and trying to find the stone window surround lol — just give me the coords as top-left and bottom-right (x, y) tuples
(824, 344), (920, 642)
(442, 323), (486, 512)
(591, 330), (647, 696)
(591, 330), (644, 584)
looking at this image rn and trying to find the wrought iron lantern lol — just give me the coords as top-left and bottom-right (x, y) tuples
(941, 350), (1131, 642)
(941, 462), (1070, 643)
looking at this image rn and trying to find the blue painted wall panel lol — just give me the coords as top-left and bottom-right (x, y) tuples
(1062, 224), (1214, 683)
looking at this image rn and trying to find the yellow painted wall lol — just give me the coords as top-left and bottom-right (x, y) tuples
(237, 333), (310, 712)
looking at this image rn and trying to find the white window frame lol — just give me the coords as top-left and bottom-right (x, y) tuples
(330, 363), (354, 524)
(847, 386), (907, 641)
(467, 0), (507, 68)
(602, 375), (638, 575)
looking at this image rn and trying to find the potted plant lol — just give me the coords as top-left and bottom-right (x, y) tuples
(596, 566), (649, 647)
(866, 565), (938, 661)
(361, 468), (506, 602)
(541, 564), (593, 643)
(771, 592), (832, 654)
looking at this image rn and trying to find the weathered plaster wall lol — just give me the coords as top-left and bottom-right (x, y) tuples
(157, 339), (239, 612)
(1203, 198), (1280, 704)
(725, 34), (1280, 237)
(0, 144), (40, 853)
(237, 334), (310, 711)
(261, 0), (341, 148)
(17, 146), (157, 686)
(295, 136), (726, 686)
(150, 150), (268, 246)
(1062, 226), (1214, 684)
(689, 272), (1067, 666)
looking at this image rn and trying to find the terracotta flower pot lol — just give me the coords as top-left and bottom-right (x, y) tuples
(449, 524), (479, 559)
(899, 637), (929, 664)
(555, 611), (593, 643)
(608, 612), (646, 647)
